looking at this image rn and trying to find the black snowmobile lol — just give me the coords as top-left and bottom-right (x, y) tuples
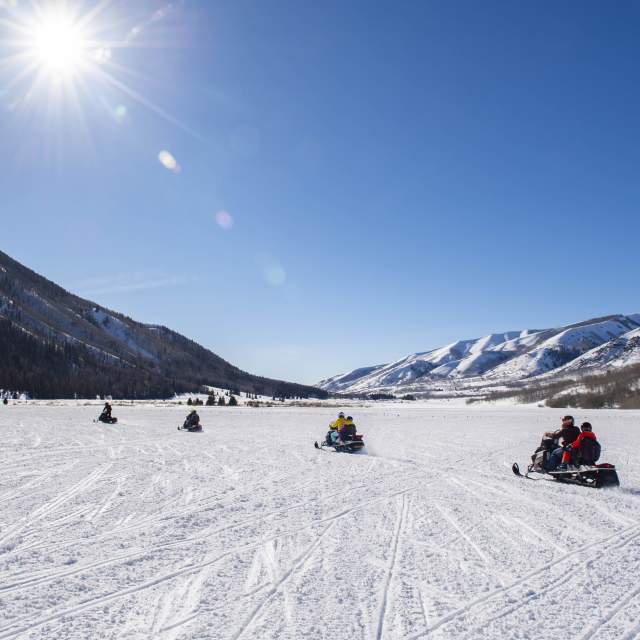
(97, 411), (117, 424)
(512, 434), (619, 488)
(178, 413), (203, 432)
(314, 432), (365, 453)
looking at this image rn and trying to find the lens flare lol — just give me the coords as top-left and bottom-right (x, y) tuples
(265, 265), (286, 287)
(113, 104), (127, 123)
(93, 47), (112, 64)
(158, 150), (181, 173)
(215, 210), (233, 230)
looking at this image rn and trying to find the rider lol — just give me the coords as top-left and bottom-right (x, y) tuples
(183, 409), (201, 431)
(99, 402), (114, 423)
(544, 415), (581, 471)
(326, 412), (347, 444)
(339, 416), (357, 442)
(566, 422), (600, 466)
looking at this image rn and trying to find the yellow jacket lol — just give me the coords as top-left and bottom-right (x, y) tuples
(330, 417), (346, 431)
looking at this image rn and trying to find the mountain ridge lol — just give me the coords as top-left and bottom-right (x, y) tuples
(319, 313), (640, 396)
(0, 249), (326, 399)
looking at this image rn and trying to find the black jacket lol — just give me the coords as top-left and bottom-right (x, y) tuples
(185, 412), (200, 427)
(552, 425), (580, 446)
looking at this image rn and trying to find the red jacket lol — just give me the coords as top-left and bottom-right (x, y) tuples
(570, 431), (597, 450)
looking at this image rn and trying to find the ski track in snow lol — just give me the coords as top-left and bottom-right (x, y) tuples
(0, 404), (639, 639)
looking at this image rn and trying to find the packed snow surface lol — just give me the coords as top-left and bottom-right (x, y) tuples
(1, 403), (640, 640)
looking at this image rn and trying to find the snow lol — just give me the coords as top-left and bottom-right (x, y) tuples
(87, 308), (156, 361)
(0, 295), (13, 314)
(320, 315), (640, 395)
(557, 328), (640, 373)
(547, 319), (631, 347)
(1, 403), (640, 639)
(487, 320), (640, 381)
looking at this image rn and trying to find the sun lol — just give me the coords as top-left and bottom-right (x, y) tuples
(0, 1), (198, 140)
(29, 12), (90, 78)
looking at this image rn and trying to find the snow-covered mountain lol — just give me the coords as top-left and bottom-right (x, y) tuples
(319, 314), (640, 395)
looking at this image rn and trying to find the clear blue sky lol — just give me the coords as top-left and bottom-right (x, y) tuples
(1, 0), (639, 384)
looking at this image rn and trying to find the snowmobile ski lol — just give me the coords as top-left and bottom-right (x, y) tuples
(512, 463), (542, 481)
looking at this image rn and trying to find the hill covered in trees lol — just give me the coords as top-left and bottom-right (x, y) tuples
(0, 250), (327, 400)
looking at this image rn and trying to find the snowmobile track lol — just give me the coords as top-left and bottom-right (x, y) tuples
(376, 493), (410, 640)
(0, 483), (421, 624)
(230, 522), (337, 640)
(405, 522), (640, 640)
(2, 405), (637, 640)
(0, 464), (112, 548)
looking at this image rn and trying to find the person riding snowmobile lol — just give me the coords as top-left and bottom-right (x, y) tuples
(98, 402), (117, 424)
(339, 416), (357, 443)
(330, 412), (347, 431)
(182, 410), (201, 432)
(544, 415), (581, 470)
(326, 412), (346, 445)
(315, 413), (364, 452)
(565, 422), (601, 466)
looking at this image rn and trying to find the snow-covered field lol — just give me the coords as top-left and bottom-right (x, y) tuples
(1, 403), (640, 640)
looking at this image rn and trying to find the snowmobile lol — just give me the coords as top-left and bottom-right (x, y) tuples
(97, 414), (117, 424)
(178, 422), (203, 432)
(512, 434), (619, 488)
(314, 433), (365, 453)
(179, 410), (203, 432)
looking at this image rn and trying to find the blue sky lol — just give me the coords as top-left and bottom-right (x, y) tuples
(1, 0), (639, 384)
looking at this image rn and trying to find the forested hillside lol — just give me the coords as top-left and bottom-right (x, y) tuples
(0, 250), (326, 400)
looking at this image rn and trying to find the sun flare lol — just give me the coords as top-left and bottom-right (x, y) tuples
(29, 13), (90, 78)
(0, 1), (197, 143)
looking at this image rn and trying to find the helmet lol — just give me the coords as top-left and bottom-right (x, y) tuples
(338, 412), (345, 418)
(346, 416), (353, 422)
(581, 422), (592, 432)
